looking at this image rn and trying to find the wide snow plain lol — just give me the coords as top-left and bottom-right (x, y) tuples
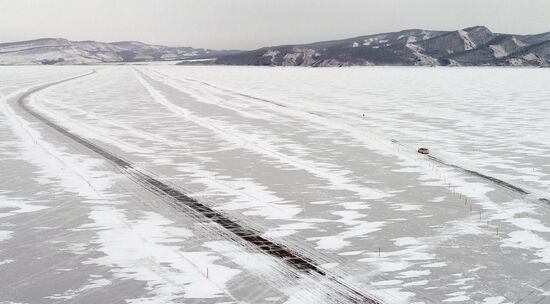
(1, 66), (550, 303)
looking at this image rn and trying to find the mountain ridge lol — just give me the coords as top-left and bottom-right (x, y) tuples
(208, 26), (550, 67)
(2, 26), (550, 66)
(0, 38), (235, 65)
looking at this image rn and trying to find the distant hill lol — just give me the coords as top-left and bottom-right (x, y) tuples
(0, 38), (235, 65)
(207, 26), (550, 67)
(3, 27), (550, 66)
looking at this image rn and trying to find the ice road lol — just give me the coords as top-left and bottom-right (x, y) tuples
(1, 66), (550, 304)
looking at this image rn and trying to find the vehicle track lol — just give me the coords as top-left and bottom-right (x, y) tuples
(172, 74), (550, 206)
(14, 70), (382, 304)
(427, 155), (528, 194)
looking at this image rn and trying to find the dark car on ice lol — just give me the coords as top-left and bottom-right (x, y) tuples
(417, 147), (429, 155)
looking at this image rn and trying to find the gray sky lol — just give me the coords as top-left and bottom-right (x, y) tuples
(1, 0), (550, 50)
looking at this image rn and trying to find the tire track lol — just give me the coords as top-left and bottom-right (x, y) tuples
(170, 74), (550, 206)
(14, 70), (382, 304)
(427, 155), (528, 194)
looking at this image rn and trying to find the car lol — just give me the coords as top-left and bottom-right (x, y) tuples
(417, 147), (429, 155)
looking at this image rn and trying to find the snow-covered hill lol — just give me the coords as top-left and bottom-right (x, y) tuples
(0, 38), (232, 65)
(4, 27), (550, 66)
(212, 26), (550, 67)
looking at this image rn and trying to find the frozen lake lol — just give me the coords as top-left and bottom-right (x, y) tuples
(1, 66), (550, 303)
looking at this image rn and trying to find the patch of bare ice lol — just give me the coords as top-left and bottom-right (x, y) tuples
(0, 195), (48, 218)
(45, 278), (111, 300)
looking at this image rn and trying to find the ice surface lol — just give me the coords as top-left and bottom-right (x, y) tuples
(1, 66), (550, 303)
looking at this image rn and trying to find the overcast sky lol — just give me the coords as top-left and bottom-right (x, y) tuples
(1, 0), (550, 50)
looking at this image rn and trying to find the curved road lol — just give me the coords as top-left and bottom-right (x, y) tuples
(15, 70), (382, 304)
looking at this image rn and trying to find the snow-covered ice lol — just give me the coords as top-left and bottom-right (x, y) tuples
(1, 65), (550, 303)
